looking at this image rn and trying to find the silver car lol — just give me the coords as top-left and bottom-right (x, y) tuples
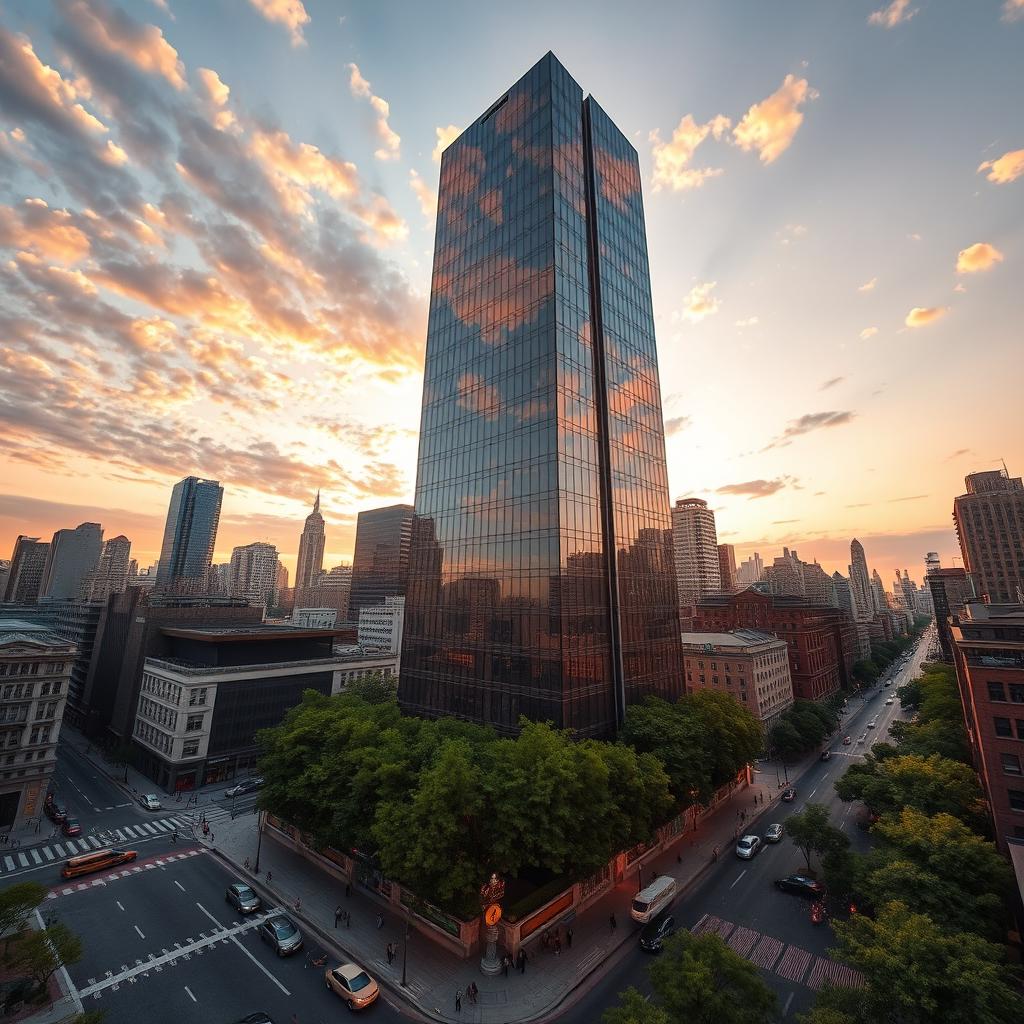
(259, 915), (302, 957)
(765, 823), (784, 843)
(735, 835), (762, 859)
(225, 882), (261, 914)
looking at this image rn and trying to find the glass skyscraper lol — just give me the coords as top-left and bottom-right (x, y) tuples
(155, 476), (223, 591)
(398, 54), (682, 737)
(348, 504), (415, 620)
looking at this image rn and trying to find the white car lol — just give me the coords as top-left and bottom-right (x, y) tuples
(867, 719), (877, 729)
(736, 835), (763, 859)
(139, 794), (162, 811)
(885, 698), (894, 705)
(765, 823), (784, 843)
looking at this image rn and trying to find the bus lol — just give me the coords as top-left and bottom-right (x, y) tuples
(61, 848), (138, 879)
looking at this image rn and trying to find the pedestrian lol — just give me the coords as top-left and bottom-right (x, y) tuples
(376, 912), (384, 929)
(335, 905), (343, 928)
(346, 910), (351, 928)
(713, 845), (719, 862)
(244, 857), (250, 870)
(294, 897), (301, 912)
(518, 949), (527, 974)
(346, 881), (352, 898)
(502, 954), (509, 976)
(609, 912), (617, 932)
(455, 989), (462, 1013)
(386, 942), (394, 964)
(554, 936), (561, 956)
(266, 870), (272, 883)
(566, 927), (573, 949)
(467, 981), (477, 1004)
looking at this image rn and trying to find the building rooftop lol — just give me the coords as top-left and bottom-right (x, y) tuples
(160, 625), (345, 643)
(680, 629), (783, 648)
(0, 618), (77, 648)
(956, 601), (1024, 624)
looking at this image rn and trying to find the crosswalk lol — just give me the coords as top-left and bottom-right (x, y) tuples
(0, 816), (189, 874)
(692, 913), (864, 991)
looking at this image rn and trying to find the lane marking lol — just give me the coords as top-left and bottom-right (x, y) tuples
(194, 903), (291, 996)
(31, 849), (42, 864)
(134, 925), (145, 939)
(808, 788), (817, 798)
(43, 848), (54, 861)
(184, 986), (197, 1003)
(783, 992), (795, 1016)
(3, 856), (13, 870)
(18, 853), (28, 867)
(117, 901), (125, 911)
(54, 844), (66, 857)
(729, 869), (747, 890)
(174, 880), (186, 892)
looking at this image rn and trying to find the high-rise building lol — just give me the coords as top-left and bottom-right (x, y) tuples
(954, 468), (1024, 604)
(672, 498), (721, 609)
(89, 535), (132, 602)
(228, 542), (279, 607)
(3, 536), (50, 604)
(848, 538), (874, 621)
(39, 523), (103, 601)
(924, 551), (941, 576)
(718, 544), (737, 593)
(349, 505), (414, 620)
(736, 552), (763, 586)
(0, 560), (9, 599)
(155, 477), (223, 591)
(294, 492), (326, 595)
(927, 567), (975, 661)
(275, 560), (288, 598)
(871, 569), (888, 613)
(399, 53), (683, 737)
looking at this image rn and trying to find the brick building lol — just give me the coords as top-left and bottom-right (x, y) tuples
(694, 589), (856, 701)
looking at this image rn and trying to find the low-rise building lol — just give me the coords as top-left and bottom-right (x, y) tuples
(294, 608), (338, 629)
(928, 568), (975, 661)
(357, 595), (404, 655)
(681, 629), (794, 733)
(332, 645), (400, 689)
(0, 619), (75, 829)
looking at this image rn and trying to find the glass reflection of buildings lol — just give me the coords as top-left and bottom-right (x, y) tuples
(399, 53), (682, 737)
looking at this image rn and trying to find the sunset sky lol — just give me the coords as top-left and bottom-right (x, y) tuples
(1, 0), (1021, 586)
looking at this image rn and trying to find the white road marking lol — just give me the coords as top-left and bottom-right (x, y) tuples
(53, 844), (66, 857)
(77, 839), (90, 851)
(134, 925), (145, 939)
(783, 992), (795, 1015)
(808, 788), (817, 798)
(174, 880), (186, 892)
(121, 826), (137, 838)
(142, 824), (158, 835)
(117, 901), (125, 911)
(3, 856), (13, 870)
(31, 849), (42, 864)
(43, 847), (54, 860)
(729, 869), (747, 889)
(18, 853), (28, 867)
(194, 903), (291, 995)
(87, 836), (102, 848)
(184, 985), (197, 1002)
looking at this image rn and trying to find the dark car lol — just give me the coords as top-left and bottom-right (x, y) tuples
(781, 788), (796, 802)
(226, 777), (264, 799)
(61, 818), (82, 837)
(259, 915), (302, 957)
(232, 1015), (273, 1024)
(774, 874), (825, 899)
(820, 750), (832, 761)
(45, 802), (68, 824)
(639, 914), (677, 953)
(226, 882), (261, 914)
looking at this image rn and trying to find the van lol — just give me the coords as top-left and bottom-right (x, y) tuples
(631, 875), (677, 923)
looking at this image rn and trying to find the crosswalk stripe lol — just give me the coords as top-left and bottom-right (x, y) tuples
(43, 847), (54, 860)
(18, 853), (28, 867)
(151, 820), (169, 832)
(77, 839), (90, 851)
(87, 836), (102, 848)
(3, 856), (13, 871)
(114, 829), (126, 840)
(31, 849), (42, 864)
(121, 826), (137, 838)
(54, 844), (66, 857)
(141, 824), (158, 835)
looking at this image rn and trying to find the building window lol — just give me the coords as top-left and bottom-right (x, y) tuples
(995, 717), (1013, 738)
(1002, 753), (1022, 776)
(988, 682), (1006, 702)
(182, 740), (199, 757)
(186, 714), (204, 732)
(189, 688), (208, 707)
(1011, 684), (1024, 704)
(1010, 789), (1024, 812)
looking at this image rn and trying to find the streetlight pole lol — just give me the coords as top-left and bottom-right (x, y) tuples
(253, 809), (264, 874)
(401, 915), (410, 987)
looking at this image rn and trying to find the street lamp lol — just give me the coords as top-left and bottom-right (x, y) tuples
(253, 808), (264, 874)
(400, 914), (410, 987)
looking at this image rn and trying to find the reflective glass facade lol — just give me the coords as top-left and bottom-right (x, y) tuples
(399, 54), (682, 737)
(348, 505), (414, 619)
(155, 477), (223, 590)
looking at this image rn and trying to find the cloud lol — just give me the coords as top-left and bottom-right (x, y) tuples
(196, 67), (236, 132)
(731, 74), (817, 164)
(763, 410), (856, 451)
(904, 306), (948, 328)
(977, 148), (1024, 184)
(819, 376), (845, 391)
(432, 124), (460, 163)
(664, 415), (692, 437)
(247, 0), (310, 47)
(956, 241), (1004, 273)
(717, 477), (795, 500)
(860, 326), (879, 340)
(734, 315), (759, 328)
(858, 277), (877, 292)
(846, 502), (872, 509)
(777, 223), (807, 246)
(888, 494), (928, 502)
(0, 199), (91, 262)
(409, 169), (437, 222)
(679, 281), (720, 322)
(1003, 0), (1024, 21)
(649, 113), (730, 191)
(868, 1), (918, 27)
(772, 519), (800, 525)
(945, 448), (972, 461)
(347, 63), (400, 161)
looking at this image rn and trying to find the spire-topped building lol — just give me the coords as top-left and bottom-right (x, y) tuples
(848, 538), (874, 622)
(294, 491), (326, 594)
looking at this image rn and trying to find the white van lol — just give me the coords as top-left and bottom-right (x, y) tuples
(631, 875), (677, 923)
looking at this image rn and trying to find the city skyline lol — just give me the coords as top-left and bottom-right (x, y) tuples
(0, 1), (1021, 582)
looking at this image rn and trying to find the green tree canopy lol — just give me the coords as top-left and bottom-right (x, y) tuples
(602, 987), (672, 1024)
(5, 921), (82, 991)
(0, 882), (47, 940)
(785, 803), (849, 872)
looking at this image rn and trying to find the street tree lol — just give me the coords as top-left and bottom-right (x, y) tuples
(621, 696), (709, 804)
(682, 690), (764, 791)
(832, 901), (1022, 1024)
(785, 803), (848, 872)
(0, 882), (47, 945)
(5, 921), (82, 993)
(767, 719), (804, 761)
(649, 931), (777, 1024)
(602, 987), (671, 1024)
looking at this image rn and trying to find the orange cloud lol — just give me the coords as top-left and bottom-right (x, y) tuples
(59, 0), (187, 90)
(649, 113), (730, 191)
(977, 148), (1024, 184)
(456, 373), (500, 421)
(433, 124), (460, 163)
(679, 281), (720, 323)
(1002, 0), (1024, 22)
(858, 277), (877, 292)
(346, 63), (400, 162)
(0, 199), (91, 262)
(868, 1), (918, 28)
(732, 75), (817, 164)
(409, 170), (437, 221)
(905, 306), (948, 328)
(247, 0), (310, 47)
(860, 326), (879, 340)
(196, 67), (236, 132)
(956, 241), (1004, 274)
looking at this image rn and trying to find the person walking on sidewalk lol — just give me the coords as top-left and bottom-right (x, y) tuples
(335, 905), (343, 928)
(376, 911), (384, 929)
(554, 936), (561, 956)
(455, 989), (462, 1013)
(386, 942), (394, 965)
(609, 912), (617, 931)
(266, 870), (272, 883)
(518, 949), (527, 973)
(713, 845), (719, 862)
(566, 927), (573, 949)
(346, 881), (352, 898)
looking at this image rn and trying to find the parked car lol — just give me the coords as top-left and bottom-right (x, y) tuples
(765, 823), (784, 843)
(139, 794), (162, 811)
(324, 963), (379, 1011)
(885, 698), (894, 706)
(639, 913), (677, 953)
(225, 882), (261, 914)
(774, 874), (826, 899)
(61, 818), (82, 837)
(781, 788), (796, 802)
(45, 802), (68, 824)
(820, 750), (832, 761)
(842, 736), (852, 745)
(226, 777), (264, 799)
(260, 916), (302, 957)
(867, 719), (877, 729)
(735, 835), (762, 859)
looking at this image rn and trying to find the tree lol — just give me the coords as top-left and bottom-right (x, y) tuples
(5, 921), (82, 992)
(648, 931), (777, 1024)
(896, 677), (921, 709)
(681, 690), (764, 791)
(831, 901), (1022, 1024)
(0, 882), (47, 943)
(602, 988), (671, 1024)
(767, 719), (804, 761)
(622, 697), (709, 803)
(785, 803), (848, 872)
(343, 671), (398, 704)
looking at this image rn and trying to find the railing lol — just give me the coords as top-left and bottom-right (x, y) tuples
(145, 655), (362, 678)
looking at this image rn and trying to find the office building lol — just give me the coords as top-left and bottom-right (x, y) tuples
(40, 522), (103, 601)
(350, 505), (414, 620)
(950, 602), (1024, 850)
(680, 629), (794, 734)
(925, 551), (941, 576)
(228, 542), (279, 607)
(3, 537), (50, 604)
(848, 538), (875, 621)
(718, 544), (737, 593)
(89, 535), (132, 602)
(399, 53), (683, 737)
(294, 608), (337, 629)
(673, 498), (722, 609)
(0, 561), (9, 600)
(294, 492), (326, 596)
(0, 619), (75, 830)
(927, 567), (975, 661)
(358, 596), (405, 655)
(155, 476), (223, 592)
(954, 468), (1024, 604)
(736, 552), (763, 586)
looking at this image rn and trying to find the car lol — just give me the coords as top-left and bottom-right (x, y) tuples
(259, 915), (302, 957)
(765, 823), (784, 843)
(225, 882), (261, 914)
(885, 698), (894, 706)
(867, 719), (877, 729)
(842, 735), (852, 745)
(45, 802), (68, 824)
(62, 817), (82, 837)
(226, 777), (264, 799)
(232, 1015), (273, 1024)
(884, 681), (892, 687)
(735, 835), (762, 859)
(139, 794), (162, 811)
(774, 874), (826, 899)
(820, 750), (832, 761)
(857, 733), (866, 744)
(639, 913), (677, 953)
(324, 963), (379, 1011)
(781, 788), (796, 802)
